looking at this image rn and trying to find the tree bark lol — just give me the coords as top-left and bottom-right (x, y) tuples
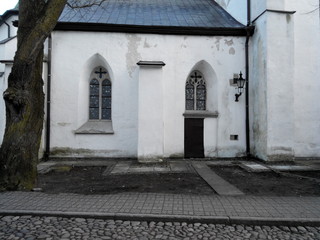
(0, 0), (67, 190)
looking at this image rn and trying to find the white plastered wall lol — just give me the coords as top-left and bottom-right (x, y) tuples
(250, 0), (295, 160)
(46, 31), (247, 159)
(266, 11), (295, 160)
(249, 0), (320, 160)
(287, 0), (320, 158)
(137, 65), (164, 161)
(249, 13), (268, 160)
(215, 0), (320, 161)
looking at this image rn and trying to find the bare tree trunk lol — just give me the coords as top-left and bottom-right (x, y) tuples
(0, 50), (44, 190)
(0, 0), (67, 190)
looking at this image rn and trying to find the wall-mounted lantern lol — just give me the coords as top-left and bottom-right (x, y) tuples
(234, 72), (245, 102)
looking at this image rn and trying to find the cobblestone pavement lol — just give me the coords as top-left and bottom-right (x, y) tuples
(1, 215), (319, 240)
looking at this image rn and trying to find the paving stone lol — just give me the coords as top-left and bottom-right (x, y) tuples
(12, 216), (20, 221)
(154, 167), (170, 172)
(75, 218), (86, 223)
(1, 216), (13, 222)
(241, 163), (270, 172)
(258, 233), (267, 239)
(1, 191), (320, 224)
(170, 162), (189, 172)
(236, 225), (244, 231)
(0, 183), (319, 240)
(297, 226), (307, 232)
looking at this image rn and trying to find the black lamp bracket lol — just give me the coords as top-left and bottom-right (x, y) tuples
(235, 92), (242, 102)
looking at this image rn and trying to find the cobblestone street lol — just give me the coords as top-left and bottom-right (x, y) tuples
(1, 215), (319, 240)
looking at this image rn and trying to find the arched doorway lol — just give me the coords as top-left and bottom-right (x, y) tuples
(184, 71), (206, 158)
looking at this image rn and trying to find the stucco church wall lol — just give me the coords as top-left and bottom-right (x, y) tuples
(287, 0), (320, 158)
(250, 0), (320, 160)
(249, 13), (268, 160)
(49, 31), (246, 158)
(137, 66), (164, 161)
(265, 11), (295, 161)
(250, 0), (295, 161)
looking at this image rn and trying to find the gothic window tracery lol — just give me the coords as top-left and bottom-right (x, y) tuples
(185, 71), (206, 111)
(89, 67), (112, 120)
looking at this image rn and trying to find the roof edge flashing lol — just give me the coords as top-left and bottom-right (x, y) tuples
(55, 22), (252, 37)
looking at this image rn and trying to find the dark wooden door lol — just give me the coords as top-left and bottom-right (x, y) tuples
(184, 118), (204, 158)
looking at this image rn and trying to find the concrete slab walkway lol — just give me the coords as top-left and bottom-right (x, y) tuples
(108, 160), (195, 175)
(192, 162), (244, 196)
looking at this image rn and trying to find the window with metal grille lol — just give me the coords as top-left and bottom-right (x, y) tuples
(185, 71), (206, 111)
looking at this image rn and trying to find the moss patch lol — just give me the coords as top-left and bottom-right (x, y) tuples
(51, 165), (72, 173)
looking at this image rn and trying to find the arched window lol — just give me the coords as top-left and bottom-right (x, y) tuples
(102, 79), (112, 120)
(186, 71), (206, 110)
(89, 79), (100, 119)
(89, 67), (112, 120)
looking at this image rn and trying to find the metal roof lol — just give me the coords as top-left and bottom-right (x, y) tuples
(59, 0), (244, 28)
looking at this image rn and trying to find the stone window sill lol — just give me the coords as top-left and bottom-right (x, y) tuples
(75, 120), (114, 134)
(183, 110), (219, 118)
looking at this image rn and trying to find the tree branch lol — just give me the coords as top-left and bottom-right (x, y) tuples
(66, 0), (106, 8)
(16, 0), (68, 63)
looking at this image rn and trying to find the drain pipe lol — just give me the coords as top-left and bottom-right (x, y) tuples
(0, 16), (10, 38)
(245, 0), (251, 157)
(44, 35), (52, 160)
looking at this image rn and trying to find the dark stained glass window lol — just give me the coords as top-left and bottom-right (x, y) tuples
(186, 84), (194, 110)
(102, 79), (112, 120)
(89, 67), (112, 120)
(196, 84), (206, 110)
(89, 79), (100, 119)
(185, 71), (206, 111)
